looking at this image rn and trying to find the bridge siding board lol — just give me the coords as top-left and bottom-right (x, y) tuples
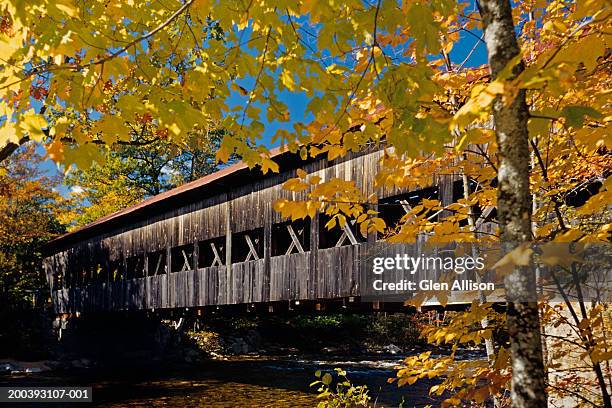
(263, 201), (272, 302)
(46, 150), (469, 314)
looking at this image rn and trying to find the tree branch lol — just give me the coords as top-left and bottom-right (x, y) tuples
(0, 0), (195, 91)
(240, 26), (272, 129)
(0, 137), (29, 163)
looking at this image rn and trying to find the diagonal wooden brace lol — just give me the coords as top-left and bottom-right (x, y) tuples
(335, 220), (359, 246)
(181, 249), (191, 271)
(153, 253), (164, 275)
(210, 242), (224, 266)
(244, 234), (260, 261)
(286, 224), (305, 255)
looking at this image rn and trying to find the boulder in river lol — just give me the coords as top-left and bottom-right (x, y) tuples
(383, 344), (402, 354)
(0, 360), (52, 374)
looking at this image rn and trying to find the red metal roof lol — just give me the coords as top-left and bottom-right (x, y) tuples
(48, 145), (289, 246)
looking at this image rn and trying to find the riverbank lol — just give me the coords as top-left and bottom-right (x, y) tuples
(1, 312), (432, 365)
(181, 313), (428, 359)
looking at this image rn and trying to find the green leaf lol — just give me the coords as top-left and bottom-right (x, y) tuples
(561, 106), (602, 128)
(406, 3), (440, 54)
(322, 373), (333, 385)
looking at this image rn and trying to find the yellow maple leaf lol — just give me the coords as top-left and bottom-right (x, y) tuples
(46, 141), (65, 163)
(18, 110), (47, 142)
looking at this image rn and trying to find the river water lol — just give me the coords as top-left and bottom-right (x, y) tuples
(2, 353), (483, 407)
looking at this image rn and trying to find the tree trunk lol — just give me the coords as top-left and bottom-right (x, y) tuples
(478, 1), (548, 407)
(461, 173), (495, 357)
(462, 171), (499, 408)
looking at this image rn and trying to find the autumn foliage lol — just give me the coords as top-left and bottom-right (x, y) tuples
(0, 0), (610, 406)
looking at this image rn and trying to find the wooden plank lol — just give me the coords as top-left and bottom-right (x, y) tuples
(225, 200), (232, 304)
(309, 210), (319, 299)
(263, 201), (271, 302)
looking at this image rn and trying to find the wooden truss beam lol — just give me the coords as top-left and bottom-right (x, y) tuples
(285, 225), (305, 255)
(210, 242), (224, 266)
(244, 234), (260, 261)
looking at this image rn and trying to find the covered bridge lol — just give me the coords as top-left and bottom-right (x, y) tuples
(43, 147), (483, 314)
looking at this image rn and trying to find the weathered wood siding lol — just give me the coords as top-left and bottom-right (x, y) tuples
(44, 149), (471, 314)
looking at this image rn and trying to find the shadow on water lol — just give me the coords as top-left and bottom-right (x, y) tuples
(0, 355), (445, 407)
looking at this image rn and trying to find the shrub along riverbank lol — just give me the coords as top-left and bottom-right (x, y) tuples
(1, 311), (430, 367)
(185, 313), (426, 357)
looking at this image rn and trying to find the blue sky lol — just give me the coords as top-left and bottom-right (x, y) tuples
(223, 23), (487, 146)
